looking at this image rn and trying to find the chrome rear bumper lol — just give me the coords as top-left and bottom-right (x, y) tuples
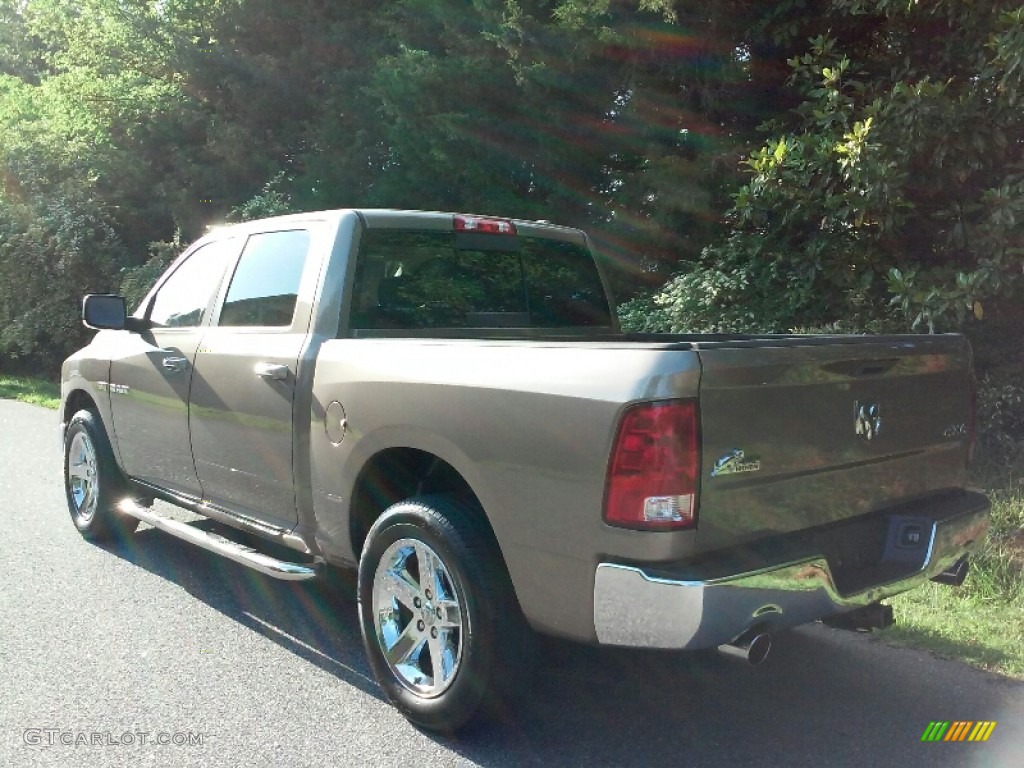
(593, 493), (989, 649)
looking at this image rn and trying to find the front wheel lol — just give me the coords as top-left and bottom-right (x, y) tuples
(357, 495), (528, 732)
(64, 409), (139, 541)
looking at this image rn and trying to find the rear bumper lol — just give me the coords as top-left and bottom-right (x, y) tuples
(593, 491), (990, 649)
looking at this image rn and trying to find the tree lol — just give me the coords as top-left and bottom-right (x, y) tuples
(2, 0), (778, 373)
(28, 1), (1018, 369)
(326, 0), (772, 294)
(647, 1), (1024, 334)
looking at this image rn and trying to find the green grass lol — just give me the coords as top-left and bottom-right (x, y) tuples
(0, 374), (60, 410)
(885, 479), (1024, 678)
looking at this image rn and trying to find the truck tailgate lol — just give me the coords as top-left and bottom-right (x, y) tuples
(695, 336), (973, 552)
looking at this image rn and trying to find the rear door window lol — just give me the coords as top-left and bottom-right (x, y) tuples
(219, 229), (312, 327)
(350, 230), (611, 330)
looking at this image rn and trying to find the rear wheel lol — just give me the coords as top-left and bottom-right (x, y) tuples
(64, 409), (139, 541)
(357, 494), (528, 732)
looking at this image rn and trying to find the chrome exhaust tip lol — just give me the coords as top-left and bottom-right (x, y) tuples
(718, 631), (772, 665)
(931, 557), (970, 587)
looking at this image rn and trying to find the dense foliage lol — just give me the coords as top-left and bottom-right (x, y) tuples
(645, 1), (1024, 336)
(0, 0), (1021, 384)
(0, 0), (768, 368)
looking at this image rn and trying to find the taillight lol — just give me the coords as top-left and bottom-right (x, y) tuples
(603, 400), (699, 530)
(454, 215), (516, 235)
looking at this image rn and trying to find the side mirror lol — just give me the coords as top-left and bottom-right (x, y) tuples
(82, 294), (127, 330)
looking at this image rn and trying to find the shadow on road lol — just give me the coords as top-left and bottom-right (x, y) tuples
(99, 519), (1020, 768)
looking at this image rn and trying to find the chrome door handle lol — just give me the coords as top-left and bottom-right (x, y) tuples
(162, 356), (188, 373)
(255, 362), (290, 381)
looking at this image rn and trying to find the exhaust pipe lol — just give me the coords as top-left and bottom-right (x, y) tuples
(718, 631), (772, 665)
(822, 602), (894, 632)
(931, 557), (970, 587)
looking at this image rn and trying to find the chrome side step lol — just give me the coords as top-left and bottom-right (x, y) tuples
(120, 503), (318, 581)
(129, 479), (306, 548)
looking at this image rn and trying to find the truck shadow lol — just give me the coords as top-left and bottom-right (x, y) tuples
(100, 520), (384, 701)
(100, 517), (1020, 768)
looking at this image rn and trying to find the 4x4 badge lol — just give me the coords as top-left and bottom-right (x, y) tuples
(710, 449), (761, 477)
(855, 402), (881, 441)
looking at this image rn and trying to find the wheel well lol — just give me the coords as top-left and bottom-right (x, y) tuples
(350, 448), (489, 557)
(64, 389), (98, 424)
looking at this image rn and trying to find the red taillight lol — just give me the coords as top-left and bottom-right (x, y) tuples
(454, 215), (517, 235)
(603, 400), (699, 530)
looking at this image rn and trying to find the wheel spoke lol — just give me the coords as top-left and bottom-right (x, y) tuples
(440, 629), (460, 681)
(382, 567), (421, 611)
(436, 598), (462, 629)
(385, 621), (425, 668)
(427, 631), (445, 684)
(415, 541), (439, 598)
(68, 461), (89, 482)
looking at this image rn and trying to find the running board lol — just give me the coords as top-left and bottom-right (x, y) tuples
(121, 504), (318, 581)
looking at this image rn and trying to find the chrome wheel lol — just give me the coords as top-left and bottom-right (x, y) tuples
(63, 410), (138, 542)
(67, 431), (99, 523)
(372, 538), (465, 697)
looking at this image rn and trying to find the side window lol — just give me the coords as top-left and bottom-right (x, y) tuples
(148, 240), (235, 328)
(219, 230), (311, 327)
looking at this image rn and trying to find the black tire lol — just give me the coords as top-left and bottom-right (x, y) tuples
(63, 409), (140, 541)
(357, 494), (530, 732)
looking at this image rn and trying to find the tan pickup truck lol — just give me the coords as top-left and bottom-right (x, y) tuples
(61, 209), (989, 731)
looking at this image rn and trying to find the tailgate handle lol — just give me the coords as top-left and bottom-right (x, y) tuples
(823, 358), (899, 377)
(255, 362), (290, 381)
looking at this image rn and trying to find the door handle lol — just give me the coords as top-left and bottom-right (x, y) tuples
(255, 362), (290, 381)
(162, 356), (188, 373)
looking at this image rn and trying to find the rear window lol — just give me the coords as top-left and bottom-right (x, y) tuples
(349, 229), (612, 330)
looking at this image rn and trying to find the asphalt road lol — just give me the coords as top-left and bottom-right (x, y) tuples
(1, 398), (1021, 767)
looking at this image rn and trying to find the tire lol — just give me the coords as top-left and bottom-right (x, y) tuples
(63, 409), (140, 541)
(357, 494), (529, 732)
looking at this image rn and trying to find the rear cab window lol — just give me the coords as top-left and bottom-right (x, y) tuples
(349, 228), (613, 332)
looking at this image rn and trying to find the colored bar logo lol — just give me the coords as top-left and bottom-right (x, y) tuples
(921, 721), (997, 742)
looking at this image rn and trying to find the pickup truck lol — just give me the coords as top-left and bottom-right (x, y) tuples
(61, 208), (990, 732)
